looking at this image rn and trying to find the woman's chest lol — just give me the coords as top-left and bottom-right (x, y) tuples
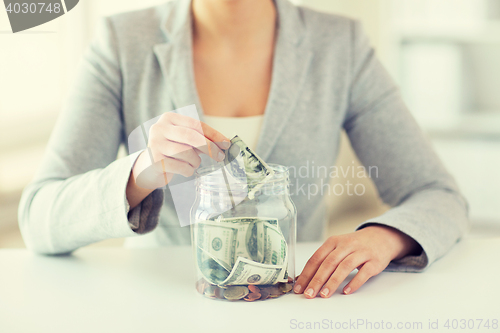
(193, 48), (274, 117)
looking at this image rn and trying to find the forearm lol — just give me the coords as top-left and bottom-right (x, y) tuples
(356, 188), (469, 272)
(18, 154), (159, 254)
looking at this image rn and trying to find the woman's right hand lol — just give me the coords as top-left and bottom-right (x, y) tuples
(127, 112), (230, 208)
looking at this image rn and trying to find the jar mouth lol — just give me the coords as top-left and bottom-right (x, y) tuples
(196, 163), (289, 188)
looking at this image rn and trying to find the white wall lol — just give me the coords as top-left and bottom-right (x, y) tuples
(0, 1), (170, 195)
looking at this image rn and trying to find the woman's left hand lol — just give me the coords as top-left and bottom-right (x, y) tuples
(294, 225), (421, 298)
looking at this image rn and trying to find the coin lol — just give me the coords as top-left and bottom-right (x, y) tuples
(259, 290), (270, 300)
(244, 292), (261, 301)
(196, 279), (206, 294)
(280, 283), (293, 294)
(223, 286), (249, 301)
(204, 285), (216, 298)
(268, 286), (283, 295)
(248, 285), (260, 293)
(250, 292), (261, 300)
(214, 286), (225, 299)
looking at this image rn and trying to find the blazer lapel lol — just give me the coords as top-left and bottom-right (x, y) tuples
(153, 0), (204, 118)
(255, 0), (313, 161)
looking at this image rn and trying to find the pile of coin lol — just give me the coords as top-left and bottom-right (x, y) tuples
(196, 278), (294, 301)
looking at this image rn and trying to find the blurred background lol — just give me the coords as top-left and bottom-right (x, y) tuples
(1, 0), (499, 248)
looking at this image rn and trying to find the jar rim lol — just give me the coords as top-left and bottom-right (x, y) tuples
(195, 163), (289, 188)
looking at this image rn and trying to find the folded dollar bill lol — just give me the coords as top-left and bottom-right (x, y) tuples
(223, 136), (275, 199)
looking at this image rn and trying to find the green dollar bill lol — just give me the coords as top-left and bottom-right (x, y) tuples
(194, 221), (238, 272)
(223, 136), (275, 199)
(221, 257), (283, 286)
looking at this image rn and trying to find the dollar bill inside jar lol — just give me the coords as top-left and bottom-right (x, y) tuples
(194, 217), (289, 287)
(192, 136), (296, 301)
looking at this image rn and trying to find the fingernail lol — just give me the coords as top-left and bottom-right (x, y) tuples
(305, 288), (314, 298)
(218, 152), (225, 161)
(320, 288), (329, 297)
(294, 284), (302, 293)
(344, 287), (351, 295)
(221, 141), (230, 149)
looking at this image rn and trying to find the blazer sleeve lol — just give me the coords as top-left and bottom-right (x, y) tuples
(18, 18), (164, 255)
(343, 20), (470, 272)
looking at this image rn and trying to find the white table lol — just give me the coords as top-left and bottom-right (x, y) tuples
(1, 238), (499, 333)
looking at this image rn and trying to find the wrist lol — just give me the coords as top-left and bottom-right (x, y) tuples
(363, 224), (421, 261)
(126, 168), (155, 210)
(126, 151), (156, 209)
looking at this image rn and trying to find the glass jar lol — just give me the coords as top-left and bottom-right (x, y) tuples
(190, 164), (297, 301)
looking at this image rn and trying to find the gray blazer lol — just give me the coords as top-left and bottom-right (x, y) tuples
(19, 0), (469, 272)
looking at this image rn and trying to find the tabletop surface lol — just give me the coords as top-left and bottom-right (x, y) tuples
(1, 237), (499, 333)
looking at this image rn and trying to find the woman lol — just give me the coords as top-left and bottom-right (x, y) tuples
(19, 0), (469, 299)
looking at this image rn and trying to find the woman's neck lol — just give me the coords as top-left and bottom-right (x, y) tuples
(191, 0), (277, 47)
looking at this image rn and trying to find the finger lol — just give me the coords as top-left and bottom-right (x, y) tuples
(164, 126), (225, 162)
(147, 131), (202, 168)
(146, 155), (196, 179)
(294, 237), (336, 294)
(163, 112), (203, 132)
(135, 155), (195, 189)
(160, 141), (202, 169)
(193, 147), (205, 156)
(165, 112), (230, 149)
(342, 262), (381, 295)
(318, 253), (369, 298)
(301, 247), (353, 299)
(157, 156), (196, 178)
(200, 122), (231, 149)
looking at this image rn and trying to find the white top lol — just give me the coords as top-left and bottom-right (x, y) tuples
(0, 238), (498, 333)
(203, 115), (264, 151)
